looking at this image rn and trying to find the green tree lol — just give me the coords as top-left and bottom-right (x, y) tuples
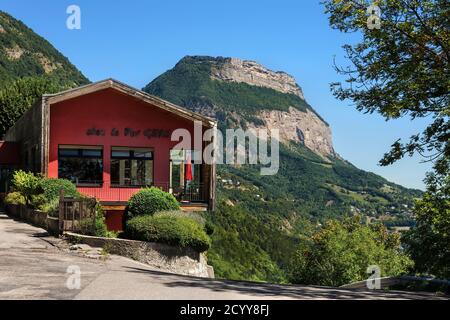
(404, 158), (450, 278)
(323, 0), (449, 280)
(0, 76), (65, 137)
(289, 217), (413, 286)
(322, 0), (449, 165)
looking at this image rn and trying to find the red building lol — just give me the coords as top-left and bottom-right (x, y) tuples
(0, 79), (217, 230)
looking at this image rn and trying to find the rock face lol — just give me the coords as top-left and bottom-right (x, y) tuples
(251, 107), (335, 158)
(145, 55), (335, 158)
(210, 57), (334, 158)
(211, 57), (305, 99)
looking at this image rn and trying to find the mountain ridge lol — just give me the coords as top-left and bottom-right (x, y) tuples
(0, 11), (89, 88)
(144, 55), (335, 158)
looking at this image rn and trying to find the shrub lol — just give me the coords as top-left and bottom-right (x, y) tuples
(127, 187), (180, 218)
(78, 205), (115, 238)
(288, 217), (413, 287)
(155, 210), (214, 235)
(40, 178), (79, 202)
(30, 194), (47, 210)
(125, 214), (211, 252)
(154, 210), (205, 225)
(39, 198), (60, 216)
(11, 170), (42, 205)
(3, 192), (26, 206)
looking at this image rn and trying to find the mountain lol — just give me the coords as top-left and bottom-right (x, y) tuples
(144, 56), (422, 282)
(0, 11), (89, 87)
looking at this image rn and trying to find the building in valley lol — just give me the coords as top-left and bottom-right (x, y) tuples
(0, 79), (217, 230)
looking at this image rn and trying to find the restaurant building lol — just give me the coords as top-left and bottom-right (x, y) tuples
(0, 79), (217, 230)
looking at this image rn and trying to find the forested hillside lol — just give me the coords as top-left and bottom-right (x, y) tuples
(144, 56), (422, 282)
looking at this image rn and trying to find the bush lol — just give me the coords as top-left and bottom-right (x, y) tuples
(9, 171), (80, 213)
(288, 217), (413, 287)
(154, 210), (214, 235)
(127, 187), (180, 218)
(40, 198), (60, 216)
(11, 170), (42, 205)
(30, 194), (47, 210)
(125, 214), (211, 252)
(3, 192), (26, 206)
(40, 178), (79, 202)
(78, 205), (116, 238)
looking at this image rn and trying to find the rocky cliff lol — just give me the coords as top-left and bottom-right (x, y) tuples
(145, 56), (335, 158)
(210, 57), (305, 99)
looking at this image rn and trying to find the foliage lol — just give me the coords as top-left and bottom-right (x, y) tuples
(205, 200), (296, 283)
(39, 198), (60, 216)
(3, 191), (25, 206)
(0, 11), (89, 89)
(288, 217), (413, 286)
(78, 204), (115, 238)
(322, 0), (449, 167)
(403, 159), (450, 279)
(125, 214), (211, 252)
(9, 171), (80, 214)
(0, 77), (66, 137)
(127, 187), (180, 219)
(40, 178), (79, 202)
(30, 193), (48, 210)
(154, 210), (206, 225)
(11, 170), (42, 205)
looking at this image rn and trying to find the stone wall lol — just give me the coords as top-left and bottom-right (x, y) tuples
(6, 204), (48, 229)
(65, 232), (214, 278)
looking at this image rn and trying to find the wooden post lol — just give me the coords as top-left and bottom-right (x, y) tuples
(58, 189), (64, 234)
(92, 200), (97, 234)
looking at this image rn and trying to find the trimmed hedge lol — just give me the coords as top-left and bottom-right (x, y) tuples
(125, 214), (211, 252)
(40, 178), (80, 202)
(127, 187), (180, 218)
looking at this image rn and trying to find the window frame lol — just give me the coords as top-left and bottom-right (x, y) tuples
(110, 147), (154, 188)
(58, 145), (104, 187)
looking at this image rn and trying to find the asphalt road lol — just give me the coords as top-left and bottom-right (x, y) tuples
(0, 212), (446, 300)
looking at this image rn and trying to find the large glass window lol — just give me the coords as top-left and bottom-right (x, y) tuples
(58, 146), (103, 185)
(111, 147), (153, 186)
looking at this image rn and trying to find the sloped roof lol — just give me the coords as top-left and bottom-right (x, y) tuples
(44, 78), (217, 127)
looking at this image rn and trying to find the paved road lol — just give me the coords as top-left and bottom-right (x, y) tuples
(0, 212), (446, 300)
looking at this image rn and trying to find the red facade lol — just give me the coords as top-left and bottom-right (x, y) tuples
(48, 88), (199, 202)
(2, 80), (216, 231)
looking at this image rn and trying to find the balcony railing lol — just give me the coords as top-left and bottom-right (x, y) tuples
(76, 181), (207, 204)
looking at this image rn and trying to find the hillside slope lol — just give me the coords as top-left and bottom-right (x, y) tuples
(0, 11), (89, 87)
(144, 56), (422, 282)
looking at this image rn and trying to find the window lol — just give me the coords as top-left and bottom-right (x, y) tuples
(58, 146), (103, 185)
(111, 147), (153, 186)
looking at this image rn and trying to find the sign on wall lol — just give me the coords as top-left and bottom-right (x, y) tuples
(86, 127), (171, 139)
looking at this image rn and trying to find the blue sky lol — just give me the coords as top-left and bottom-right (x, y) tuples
(1, 0), (432, 189)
